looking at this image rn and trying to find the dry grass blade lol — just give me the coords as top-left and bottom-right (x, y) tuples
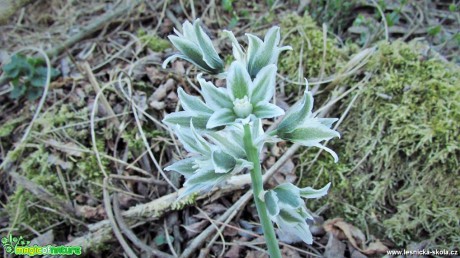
(0, 0), (34, 24)
(9, 172), (83, 225)
(180, 191), (253, 258)
(113, 191), (175, 258)
(116, 75), (178, 190)
(46, 0), (144, 59)
(90, 82), (115, 178)
(103, 178), (138, 258)
(0, 0), (145, 86)
(370, 0), (389, 42)
(82, 62), (120, 128)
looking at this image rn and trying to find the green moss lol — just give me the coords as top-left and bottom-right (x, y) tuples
(0, 116), (27, 138)
(121, 127), (165, 155)
(7, 187), (62, 230)
(6, 104), (109, 233)
(171, 193), (198, 210)
(75, 138), (108, 199)
(279, 14), (348, 93)
(298, 40), (460, 250)
(137, 29), (170, 52)
(7, 147), (64, 231)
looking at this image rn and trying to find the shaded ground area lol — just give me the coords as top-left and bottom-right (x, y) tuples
(0, 0), (458, 257)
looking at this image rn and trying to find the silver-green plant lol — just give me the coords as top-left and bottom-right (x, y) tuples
(162, 19), (224, 74)
(163, 19), (340, 258)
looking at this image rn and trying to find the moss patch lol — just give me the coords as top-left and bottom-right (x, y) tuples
(5, 104), (108, 233)
(297, 40), (460, 249)
(137, 29), (170, 52)
(5, 99), (169, 234)
(0, 116), (27, 138)
(279, 13), (349, 93)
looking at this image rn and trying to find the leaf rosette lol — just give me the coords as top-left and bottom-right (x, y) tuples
(264, 182), (331, 244)
(276, 83), (341, 162)
(162, 19), (224, 74)
(163, 62), (284, 130)
(224, 26), (292, 78)
(162, 19), (342, 251)
(165, 121), (253, 198)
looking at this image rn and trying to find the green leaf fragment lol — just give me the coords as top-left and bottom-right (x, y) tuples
(299, 182), (331, 199)
(227, 62), (251, 99)
(198, 74), (233, 109)
(169, 35), (211, 71)
(274, 183), (302, 208)
(265, 190), (280, 217)
(253, 101), (284, 119)
(9, 84), (26, 99)
(206, 108), (236, 129)
(163, 111), (209, 130)
(165, 157), (196, 178)
(178, 88), (213, 116)
(211, 150), (236, 173)
(206, 130), (245, 158)
(193, 19), (224, 70)
(27, 88), (43, 100)
(250, 64), (277, 104)
(277, 90), (313, 132)
(285, 124), (340, 144)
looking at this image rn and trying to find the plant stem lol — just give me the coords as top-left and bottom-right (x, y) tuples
(243, 124), (282, 258)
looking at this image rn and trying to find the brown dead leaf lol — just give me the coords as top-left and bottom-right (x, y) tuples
(324, 218), (388, 255)
(75, 194), (87, 204)
(244, 251), (256, 258)
(145, 66), (163, 84)
(215, 79), (225, 88)
(202, 203), (227, 216)
(151, 78), (175, 101)
(239, 220), (259, 239)
(246, 251), (268, 258)
(149, 78), (175, 110)
(88, 98), (108, 116)
(255, 251), (269, 258)
(182, 220), (208, 238)
(160, 18), (173, 35)
(348, 242), (368, 258)
(269, 158), (296, 187)
(166, 91), (177, 101)
(223, 222), (239, 237)
(172, 61), (186, 74)
(364, 240), (389, 255)
(150, 101), (165, 110)
(224, 237), (246, 258)
(76, 204), (106, 220)
(281, 245), (301, 258)
(117, 193), (137, 209)
(324, 233), (346, 258)
(165, 91), (178, 110)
